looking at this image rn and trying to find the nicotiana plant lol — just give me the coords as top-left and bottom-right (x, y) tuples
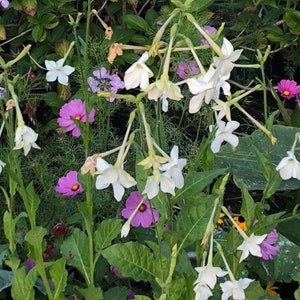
(0, 0), (300, 299)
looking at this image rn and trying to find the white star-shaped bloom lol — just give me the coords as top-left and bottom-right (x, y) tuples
(186, 65), (215, 113)
(220, 278), (254, 300)
(212, 99), (232, 121)
(45, 58), (75, 86)
(159, 145), (187, 189)
(195, 266), (228, 289)
(237, 233), (267, 262)
(193, 282), (213, 300)
(210, 120), (240, 153)
(95, 158), (136, 201)
(276, 151), (300, 180)
(14, 124), (40, 156)
(124, 51), (154, 90)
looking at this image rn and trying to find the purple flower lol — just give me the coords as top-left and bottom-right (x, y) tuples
(55, 171), (83, 197)
(121, 191), (159, 228)
(259, 230), (280, 260)
(25, 258), (35, 274)
(277, 79), (300, 99)
(200, 26), (217, 45)
(0, 0), (9, 9)
(110, 266), (123, 278)
(176, 61), (200, 79)
(57, 99), (95, 137)
(88, 67), (125, 102)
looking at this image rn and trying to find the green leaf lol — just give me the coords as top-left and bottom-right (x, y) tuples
(11, 267), (36, 300)
(277, 214), (300, 245)
(284, 9), (300, 32)
(176, 195), (216, 247)
(32, 24), (44, 42)
(102, 242), (159, 283)
(76, 285), (103, 300)
(103, 286), (127, 300)
(94, 219), (122, 252)
(172, 169), (227, 204)
(121, 15), (152, 32)
(187, 0), (214, 12)
(49, 258), (67, 299)
(240, 182), (256, 227)
(60, 228), (90, 283)
(215, 125), (300, 191)
(0, 270), (13, 292)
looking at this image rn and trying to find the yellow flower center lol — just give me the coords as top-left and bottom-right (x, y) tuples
(138, 203), (147, 212)
(71, 184), (79, 191)
(283, 90), (290, 96)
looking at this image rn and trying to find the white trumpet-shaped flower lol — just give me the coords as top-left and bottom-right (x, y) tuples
(210, 120), (240, 153)
(95, 157), (136, 201)
(124, 51), (154, 90)
(276, 151), (300, 180)
(193, 282), (213, 300)
(220, 278), (254, 300)
(14, 124), (40, 156)
(45, 58), (75, 86)
(195, 266), (228, 290)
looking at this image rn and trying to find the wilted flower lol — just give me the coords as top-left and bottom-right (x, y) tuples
(277, 79), (300, 99)
(200, 26), (217, 45)
(57, 99), (95, 137)
(54, 170), (83, 197)
(210, 120), (240, 153)
(50, 223), (69, 239)
(43, 244), (55, 261)
(121, 191), (159, 227)
(95, 157), (136, 201)
(45, 59), (75, 86)
(276, 151), (300, 180)
(237, 233), (267, 262)
(220, 278), (254, 300)
(259, 230), (280, 260)
(0, 160), (5, 174)
(0, 0), (9, 9)
(14, 124), (40, 156)
(124, 51), (154, 90)
(176, 61), (199, 79)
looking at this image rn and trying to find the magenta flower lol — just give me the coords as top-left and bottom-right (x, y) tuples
(259, 229), (280, 260)
(176, 61), (200, 79)
(200, 26), (217, 45)
(110, 266), (123, 278)
(0, 0), (9, 9)
(277, 79), (300, 99)
(55, 171), (83, 197)
(57, 99), (95, 137)
(121, 191), (159, 228)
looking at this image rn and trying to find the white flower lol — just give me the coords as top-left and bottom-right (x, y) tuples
(276, 151), (300, 180)
(195, 266), (228, 289)
(193, 282), (213, 300)
(237, 233), (267, 262)
(95, 158), (136, 201)
(0, 160), (5, 174)
(45, 58), (75, 86)
(159, 145), (187, 189)
(186, 65), (215, 113)
(143, 172), (175, 199)
(124, 51), (154, 90)
(210, 120), (240, 153)
(14, 124), (40, 156)
(220, 278), (254, 300)
(212, 99), (231, 121)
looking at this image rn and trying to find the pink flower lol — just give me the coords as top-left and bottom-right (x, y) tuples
(57, 99), (95, 137)
(121, 191), (159, 228)
(55, 171), (83, 196)
(0, 0), (9, 9)
(110, 266), (123, 278)
(200, 26), (217, 45)
(277, 79), (300, 99)
(259, 230), (280, 260)
(176, 61), (199, 79)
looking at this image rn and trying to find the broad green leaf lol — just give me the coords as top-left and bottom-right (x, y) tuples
(277, 214), (300, 246)
(102, 242), (159, 283)
(0, 270), (13, 292)
(172, 169), (226, 204)
(284, 9), (300, 32)
(94, 219), (122, 252)
(103, 286), (127, 300)
(60, 228), (90, 283)
(25, 226), (47, 250)
(244, 281), (266, 299)
(49, 258), (67, 300)
(25, 182), (40, 217)
(135, 296), (152, 300)
(76, 285), (103, 300)
(176, 194), (216, 247)
(215, 125), (300, 191)
(121, 15), (151, 32)
(187, 0), (214, 12)
(11, 267), (36, 300)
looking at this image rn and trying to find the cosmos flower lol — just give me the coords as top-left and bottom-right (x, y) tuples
(54, 171), (83, 197)
(276, 151), (300, 180)
(121, 191), (159, 228)
(259, 230), (280, 260)
(57, 99), (95, 137)
(210, 120), (240, 153)
(176, 61), (199, 79)
(124, 51), (154, 90)
(277, 79), (300, 99)
(220, 278), (254, 300)
(13, 124), (40, 156)
(45, 59), (75, 86)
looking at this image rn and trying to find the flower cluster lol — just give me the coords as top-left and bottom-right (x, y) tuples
(88, 67), (125, 102)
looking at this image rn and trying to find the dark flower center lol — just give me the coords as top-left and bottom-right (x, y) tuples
(184, 68), (190, 75)
(138, 203), (147, 212)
